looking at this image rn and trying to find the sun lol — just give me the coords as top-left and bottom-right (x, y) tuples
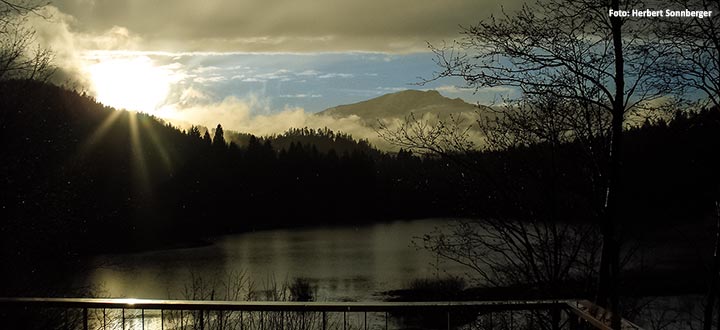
(86, 56), (175, 113)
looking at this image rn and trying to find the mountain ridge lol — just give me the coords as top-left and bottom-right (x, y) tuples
(317, 89), (482, 122)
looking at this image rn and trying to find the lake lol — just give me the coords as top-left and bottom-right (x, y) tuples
(83, 218), (469, 301)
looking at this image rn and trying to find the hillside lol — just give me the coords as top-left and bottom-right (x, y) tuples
(318, 89), (483, 122)
(0, 80), (466, 259)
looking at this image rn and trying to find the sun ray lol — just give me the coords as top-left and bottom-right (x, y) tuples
(128, 112), (150, 193)
(79, 109), (123, 156)
(139, 116), (174, 174)
(78, 109), (167, 194)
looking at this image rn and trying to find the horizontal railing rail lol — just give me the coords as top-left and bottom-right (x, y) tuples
(0, 297), (642, 330)
(0, 297), (572, 311)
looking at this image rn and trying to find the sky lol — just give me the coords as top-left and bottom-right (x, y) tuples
(23, 0), (522, 138)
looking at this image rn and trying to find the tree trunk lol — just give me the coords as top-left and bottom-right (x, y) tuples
(600, 112), (623, 330)
(598, 0), (624, 328)
(707, 201), (720, 330)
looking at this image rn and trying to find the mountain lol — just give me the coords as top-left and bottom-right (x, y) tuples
(317, 89), (483, 122)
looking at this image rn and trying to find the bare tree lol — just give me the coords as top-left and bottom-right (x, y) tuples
(654, 2), (720, 328)
(383, 92), (606, 330)
(657, 0), (720, 109)
(0, 0), (54, 81)
(380, 0), (677, 327)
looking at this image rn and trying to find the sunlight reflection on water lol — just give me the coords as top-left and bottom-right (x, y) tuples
(85, 219), (468, 301)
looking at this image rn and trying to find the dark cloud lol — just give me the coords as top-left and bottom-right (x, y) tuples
(50, 0), (520, 52)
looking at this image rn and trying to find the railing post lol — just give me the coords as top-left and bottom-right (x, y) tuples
(509, 310), (513, 329)
(322, 311), (327, 330)
(385, 311), (388, 330)
(530, 310), (535, 329)
(447, 310), (450, 330)
(142, 309), (145, 330)
(240, 310), (244, 330)
(103, 308), (106, 330)
(219, 310), (224, 330)
(551, 305), (561, 330)
(343, 311), (347, 330)
(364, 311), (367, 330)
(161, 309), (164, 330)
(199, 310), (204, 330)
(122, 309), (125, 330)
(83, 307), (88, 330)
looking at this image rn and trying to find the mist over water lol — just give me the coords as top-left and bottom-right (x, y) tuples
(84, 219), (468, 301)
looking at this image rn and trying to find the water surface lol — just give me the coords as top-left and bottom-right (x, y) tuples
(86, 219), (468, 301)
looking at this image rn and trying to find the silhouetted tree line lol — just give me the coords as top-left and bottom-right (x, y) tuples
(1, 79), (719, 295)
(435, 108), (720, 228)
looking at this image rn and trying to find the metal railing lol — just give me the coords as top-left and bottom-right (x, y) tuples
(0, 297), (641, 330)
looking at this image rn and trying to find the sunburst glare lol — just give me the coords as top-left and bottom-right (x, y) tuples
(86, 56), (177, 113)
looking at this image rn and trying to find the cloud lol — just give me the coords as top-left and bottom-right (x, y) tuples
(80, 26), (141, 50)
(22, 6), (88, 86)
(157, 95), (395, 148)
(255, 69), (292, 81)
(22, 5), (149, 89)
(318, 73), (354, 79)
(48, 0), (521, 53)
(298, 70), (320, 76)
(156, 86), (492, 151)
(177, 86), (211, 105)
(280, 94), (322, 98)
(477, 86), (516, 94)
(433, 85), (472, 93)
(376, 87), (407, 92)
(194, 76), (226, 84)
